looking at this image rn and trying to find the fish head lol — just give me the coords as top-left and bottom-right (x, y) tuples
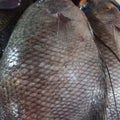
(90, 0), (120, 24)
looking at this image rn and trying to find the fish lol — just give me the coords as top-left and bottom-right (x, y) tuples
(85, 1), (120, 120)
(0, 0), (32, 58)
(0, 0), (108, 120)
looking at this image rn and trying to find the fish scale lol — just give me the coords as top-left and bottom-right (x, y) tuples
(0, 0), (32, 58)
(0, 0), (107, 120)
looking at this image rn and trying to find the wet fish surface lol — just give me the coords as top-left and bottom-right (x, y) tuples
(0, 0), (108, 120)
(0, 0), (32, 58)
(86, 1), (120, 120)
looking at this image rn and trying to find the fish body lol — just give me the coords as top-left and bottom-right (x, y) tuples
(0, 0), (107, 120)
(86, 1), (120, 120)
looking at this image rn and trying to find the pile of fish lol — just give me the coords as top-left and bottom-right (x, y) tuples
(0, 0), (120, 120)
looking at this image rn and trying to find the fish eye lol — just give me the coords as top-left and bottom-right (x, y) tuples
(103, 3), (115, 11)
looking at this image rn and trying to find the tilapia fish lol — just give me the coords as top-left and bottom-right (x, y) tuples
(86, 1), (120, 120)
(0, 0), (32, 58)
(0, 0), (108, 120)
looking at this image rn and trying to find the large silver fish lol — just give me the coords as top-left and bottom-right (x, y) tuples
(86, 1), (120, 120)
(0, 0), (108, 120)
